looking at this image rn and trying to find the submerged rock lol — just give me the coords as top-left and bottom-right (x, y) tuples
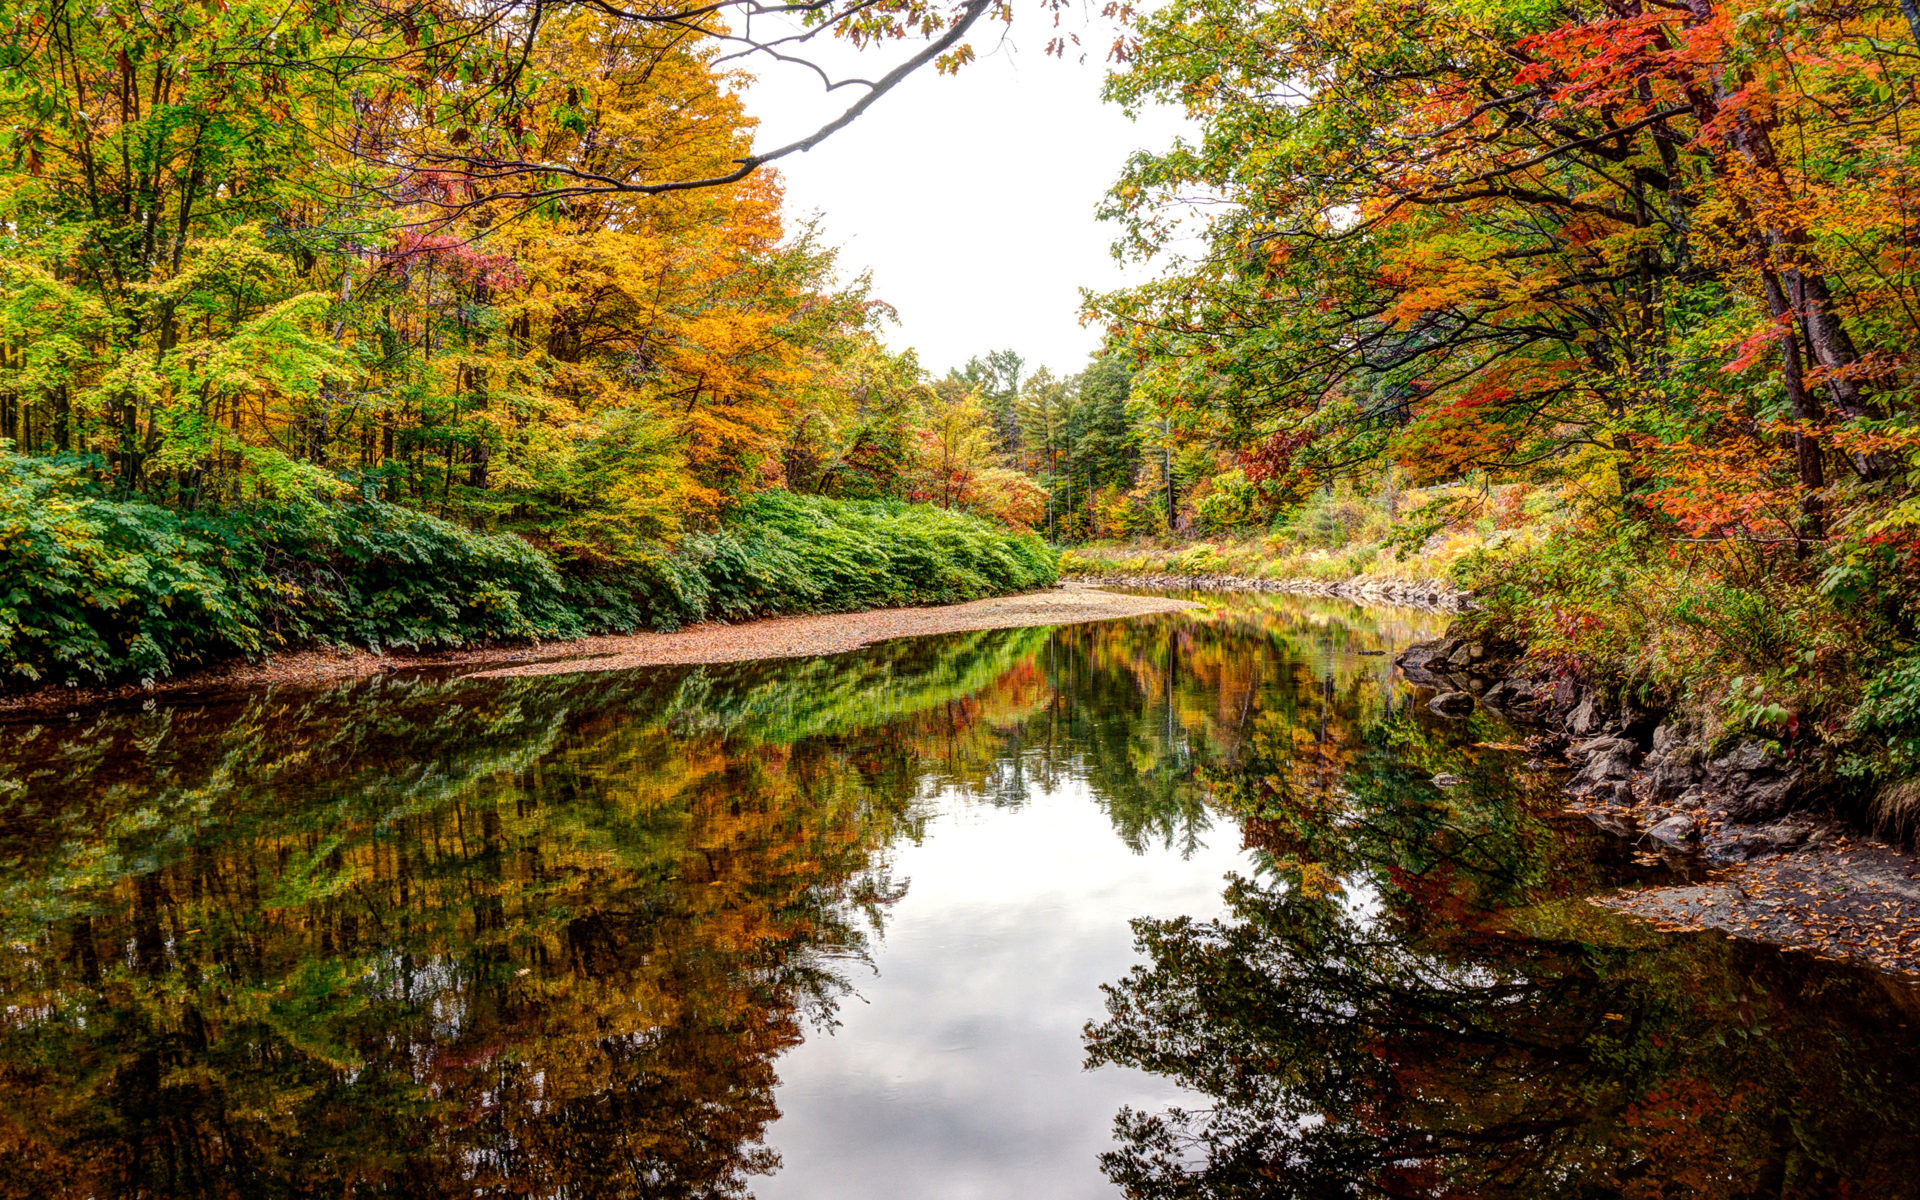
(1428, 691), (1476, 717)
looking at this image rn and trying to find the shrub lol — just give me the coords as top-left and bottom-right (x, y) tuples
(690, 492), (1057, 619)
(236, 503), (588, 651)
(0, 454), (259, 682)
(0, 452), (1058, 686)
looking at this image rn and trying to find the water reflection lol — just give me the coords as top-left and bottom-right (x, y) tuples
(1088, 659), (1920, 1199)
(0, 594), (1913, 1197)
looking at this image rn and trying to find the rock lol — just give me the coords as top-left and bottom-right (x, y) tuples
(1576, 734), (1637, 757)
(1481, 677), (1541, 712)
(1585, 811), (1638, 838)
(1567, 736), (1635, 794)
(1431, 773), (1464, 788)
(1704, 738), (1810, 823)
(1061, 573), (1470, 611)
(1447, 643), (1475, 668)
(1713, 833), (1782, 863)
(1647, 743), (1706, 803)
(1648, 814), (1698, 847)
(1428, 691), (1476, 717)
(1652, 720), (1684, 756)
(1566, 690), (1609, 736)
(1708, 818), (1816, 862)
(1395, 640), (1457, 689)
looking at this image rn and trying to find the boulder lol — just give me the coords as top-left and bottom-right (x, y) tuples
(1480, 676), (1545, 714)
(1652, 720), (1683, 756)
(1428, 691), (1476, 717)
(1565, 690), (1610, 736)
(1585, 811), (1638, 838)
(1567, 736), (1635, 794)
(1395, 639), (1457, 689)
(1704, 738), (1809, 823)
(1648, 814), (1698, 847)
(1646, 741), (1707, 803)
(1707, 816), (1817, 862)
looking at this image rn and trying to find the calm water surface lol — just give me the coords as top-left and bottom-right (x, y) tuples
(2, 593), (1918, 1198)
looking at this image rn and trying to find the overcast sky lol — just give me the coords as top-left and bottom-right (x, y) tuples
(740, 7), (1189, 380)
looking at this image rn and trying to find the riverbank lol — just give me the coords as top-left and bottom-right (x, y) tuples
(1064, 572), (1468, 611)
(1397, 627), (1920, 976)
(0, 481), (1058, 691)
(0, 585), (1196, 714)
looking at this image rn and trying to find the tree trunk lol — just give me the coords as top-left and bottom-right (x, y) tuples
(1758, 266), (1826, 549)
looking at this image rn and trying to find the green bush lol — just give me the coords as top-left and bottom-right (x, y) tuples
(0, 453), (1057, 686)
(234, 503), (589, 651)
(1453, 522), (1654, 678)
(1851, 656), (1920, 777)
(0, 454), (260, 682)
(689, 492), (1057, 619)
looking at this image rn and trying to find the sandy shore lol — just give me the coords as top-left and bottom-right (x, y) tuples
(1, 585), (1196, 713)
(465, 584), (1194, 680)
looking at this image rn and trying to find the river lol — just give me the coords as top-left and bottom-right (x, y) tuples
(0, 592), (1916, 1198)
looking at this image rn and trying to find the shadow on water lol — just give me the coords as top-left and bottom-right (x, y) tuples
(0, 592), (1914, 1197)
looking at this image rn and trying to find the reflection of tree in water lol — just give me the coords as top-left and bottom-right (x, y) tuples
(30, 594), (1910, 1200)
(1088, 713), (1920, 1199)
(0, 628), (1055, 1198)
(990, 598), (1440, 858)
(0, 597), (1447, 1197)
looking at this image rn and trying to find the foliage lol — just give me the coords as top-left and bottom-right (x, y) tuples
(688, 492), (1057, 619)
(0, 450), (1056, 685)
(1080, 0), (1920, 797)
(1060, 480), (1506, 584)
(0, 0), (1081, 681)
(0, 454), (260, 682)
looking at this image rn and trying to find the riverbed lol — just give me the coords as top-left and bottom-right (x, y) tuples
(1, 592), (1917, 1197)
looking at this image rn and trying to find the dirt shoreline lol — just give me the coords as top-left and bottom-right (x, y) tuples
(1, 585), (1198, 715)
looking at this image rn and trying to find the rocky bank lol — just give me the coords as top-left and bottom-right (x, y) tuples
(1064, 572), (1469, 612)
(1398, 627), (1920, 976)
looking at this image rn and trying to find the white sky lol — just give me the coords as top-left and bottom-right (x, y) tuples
(740, 6), (1190, 380)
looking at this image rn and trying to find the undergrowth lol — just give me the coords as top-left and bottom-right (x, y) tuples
(1058, 481), (1531, 583)
(0, 454), (1056, 687)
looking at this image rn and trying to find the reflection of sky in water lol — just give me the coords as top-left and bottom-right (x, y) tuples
(757, 779), (1251, 1199)
(13, 598), (1915, 1196)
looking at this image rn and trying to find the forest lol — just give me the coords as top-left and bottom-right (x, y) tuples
(1075, 0), (1920, 833)
(5, 0), (1920, 826)
(0, 0), (1061, 686)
